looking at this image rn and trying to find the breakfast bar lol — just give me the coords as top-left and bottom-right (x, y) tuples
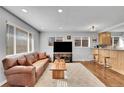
(92, 48), (124, 75)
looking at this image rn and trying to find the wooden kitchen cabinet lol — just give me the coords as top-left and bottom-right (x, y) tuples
(92, 48), (99, 55)
(99, 32), (112, 45)
(110, 50), (124, 75)
(110, 50), (118, 70)
(114, 51), (124, 75)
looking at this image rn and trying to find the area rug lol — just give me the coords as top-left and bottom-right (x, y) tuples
(35, 63), (105, 87)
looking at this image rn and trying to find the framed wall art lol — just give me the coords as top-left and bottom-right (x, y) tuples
(67, 35), (71, 40)
(48, 37), (55, 46)
(55, 37), (63, 42)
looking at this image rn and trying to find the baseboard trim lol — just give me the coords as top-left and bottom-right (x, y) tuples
(0, 80), (7, 86)
(73, 61), (92, 63)
(72, 61), (83, 63)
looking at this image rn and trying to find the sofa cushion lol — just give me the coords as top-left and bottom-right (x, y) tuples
(25, 54), (35, 66)
(2, 57), (18, 70)
(32, 58), (49, 69)
(38, 52), (47, 60)
(17, 56), (26, 66)
(33, 52), (39, 62)
(33, 58), (49, 80)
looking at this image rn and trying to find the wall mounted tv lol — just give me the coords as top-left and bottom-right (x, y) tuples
(54, 42), (72, 52)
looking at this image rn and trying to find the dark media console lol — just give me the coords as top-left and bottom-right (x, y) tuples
(54, 52), (72, 63)
(53, 42), (72, 63)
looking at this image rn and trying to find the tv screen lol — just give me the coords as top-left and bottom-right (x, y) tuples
(54, 42), (72, 52)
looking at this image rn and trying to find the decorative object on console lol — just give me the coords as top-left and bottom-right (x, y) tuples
(54, 52), (72, 63)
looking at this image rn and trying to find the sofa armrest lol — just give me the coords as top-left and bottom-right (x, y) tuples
(46, 55), (50, 58)
(5, 66), (35, 75)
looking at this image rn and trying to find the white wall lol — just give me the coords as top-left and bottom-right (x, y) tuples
(0, 7), (40, 85)
(40, 32), (124, 62)
(111, 32), (123, 36)
(40, 32), (98, 61)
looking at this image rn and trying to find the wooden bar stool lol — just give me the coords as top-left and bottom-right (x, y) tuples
(93, 54), (98, 62)
(104, 57), (110, 68)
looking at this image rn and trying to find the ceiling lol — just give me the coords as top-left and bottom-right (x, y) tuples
(3, 6), (124, 32)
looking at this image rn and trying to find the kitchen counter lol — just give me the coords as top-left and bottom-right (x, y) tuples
(92, 48), (124, 75)
(94, 48), (124, 51)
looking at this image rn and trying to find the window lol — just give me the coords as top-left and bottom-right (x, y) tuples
(6, 23), (34, 55)
(74, 37), (81, 47)
(74, 37), (90, 47)
(6, 24), (14, 55)
(82, 37), (90, 47)
(112, 36), (120, 46)
(16, 28), (28, 53)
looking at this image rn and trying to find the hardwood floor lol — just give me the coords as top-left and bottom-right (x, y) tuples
(2, 62), (124, 87)
(81, 61), (124, 87)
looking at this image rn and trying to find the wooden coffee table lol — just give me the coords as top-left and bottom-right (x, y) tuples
(50, 59), (67, 79)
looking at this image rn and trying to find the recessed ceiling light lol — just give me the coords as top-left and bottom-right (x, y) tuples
(22, 9), (28, 13)
(41, 27), (44, 29)
(58, 9), (63, 13)
(59, 27), (63, 29)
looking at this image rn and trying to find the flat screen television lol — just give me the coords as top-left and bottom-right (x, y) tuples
(54, 42), (72, 52)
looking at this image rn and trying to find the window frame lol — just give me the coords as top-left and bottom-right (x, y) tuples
(74, 36), (90, 48)
(74, 37), (82, 48)
(6, 24), (15, 55)
(82, 37), (90, 48)
(16, 27), (29, 54)
(112, 36), (120, 47)
(6, 21), (34, 56)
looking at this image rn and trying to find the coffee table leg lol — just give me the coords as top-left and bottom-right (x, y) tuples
(52, 70), (64, 79)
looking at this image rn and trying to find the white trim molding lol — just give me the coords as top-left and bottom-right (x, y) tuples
(6, 22), (34, 56)
(103, 22), (124, 32)
(0, 80), (7, 86)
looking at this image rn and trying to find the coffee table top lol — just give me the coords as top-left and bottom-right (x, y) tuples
(50, 59), (67, 71)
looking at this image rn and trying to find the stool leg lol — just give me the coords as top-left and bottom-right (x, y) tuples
(104, 58), (111, 68)
(93, 55), (97, 63)
(94, 56), (95, 62)
(105, 58), (107, 68)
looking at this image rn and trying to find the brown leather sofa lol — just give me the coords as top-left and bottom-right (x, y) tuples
(2, 52), (50, 87)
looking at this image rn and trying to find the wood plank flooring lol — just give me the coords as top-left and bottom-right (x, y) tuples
(2, 62), (124, 87)
(81, 62), (124, 87)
